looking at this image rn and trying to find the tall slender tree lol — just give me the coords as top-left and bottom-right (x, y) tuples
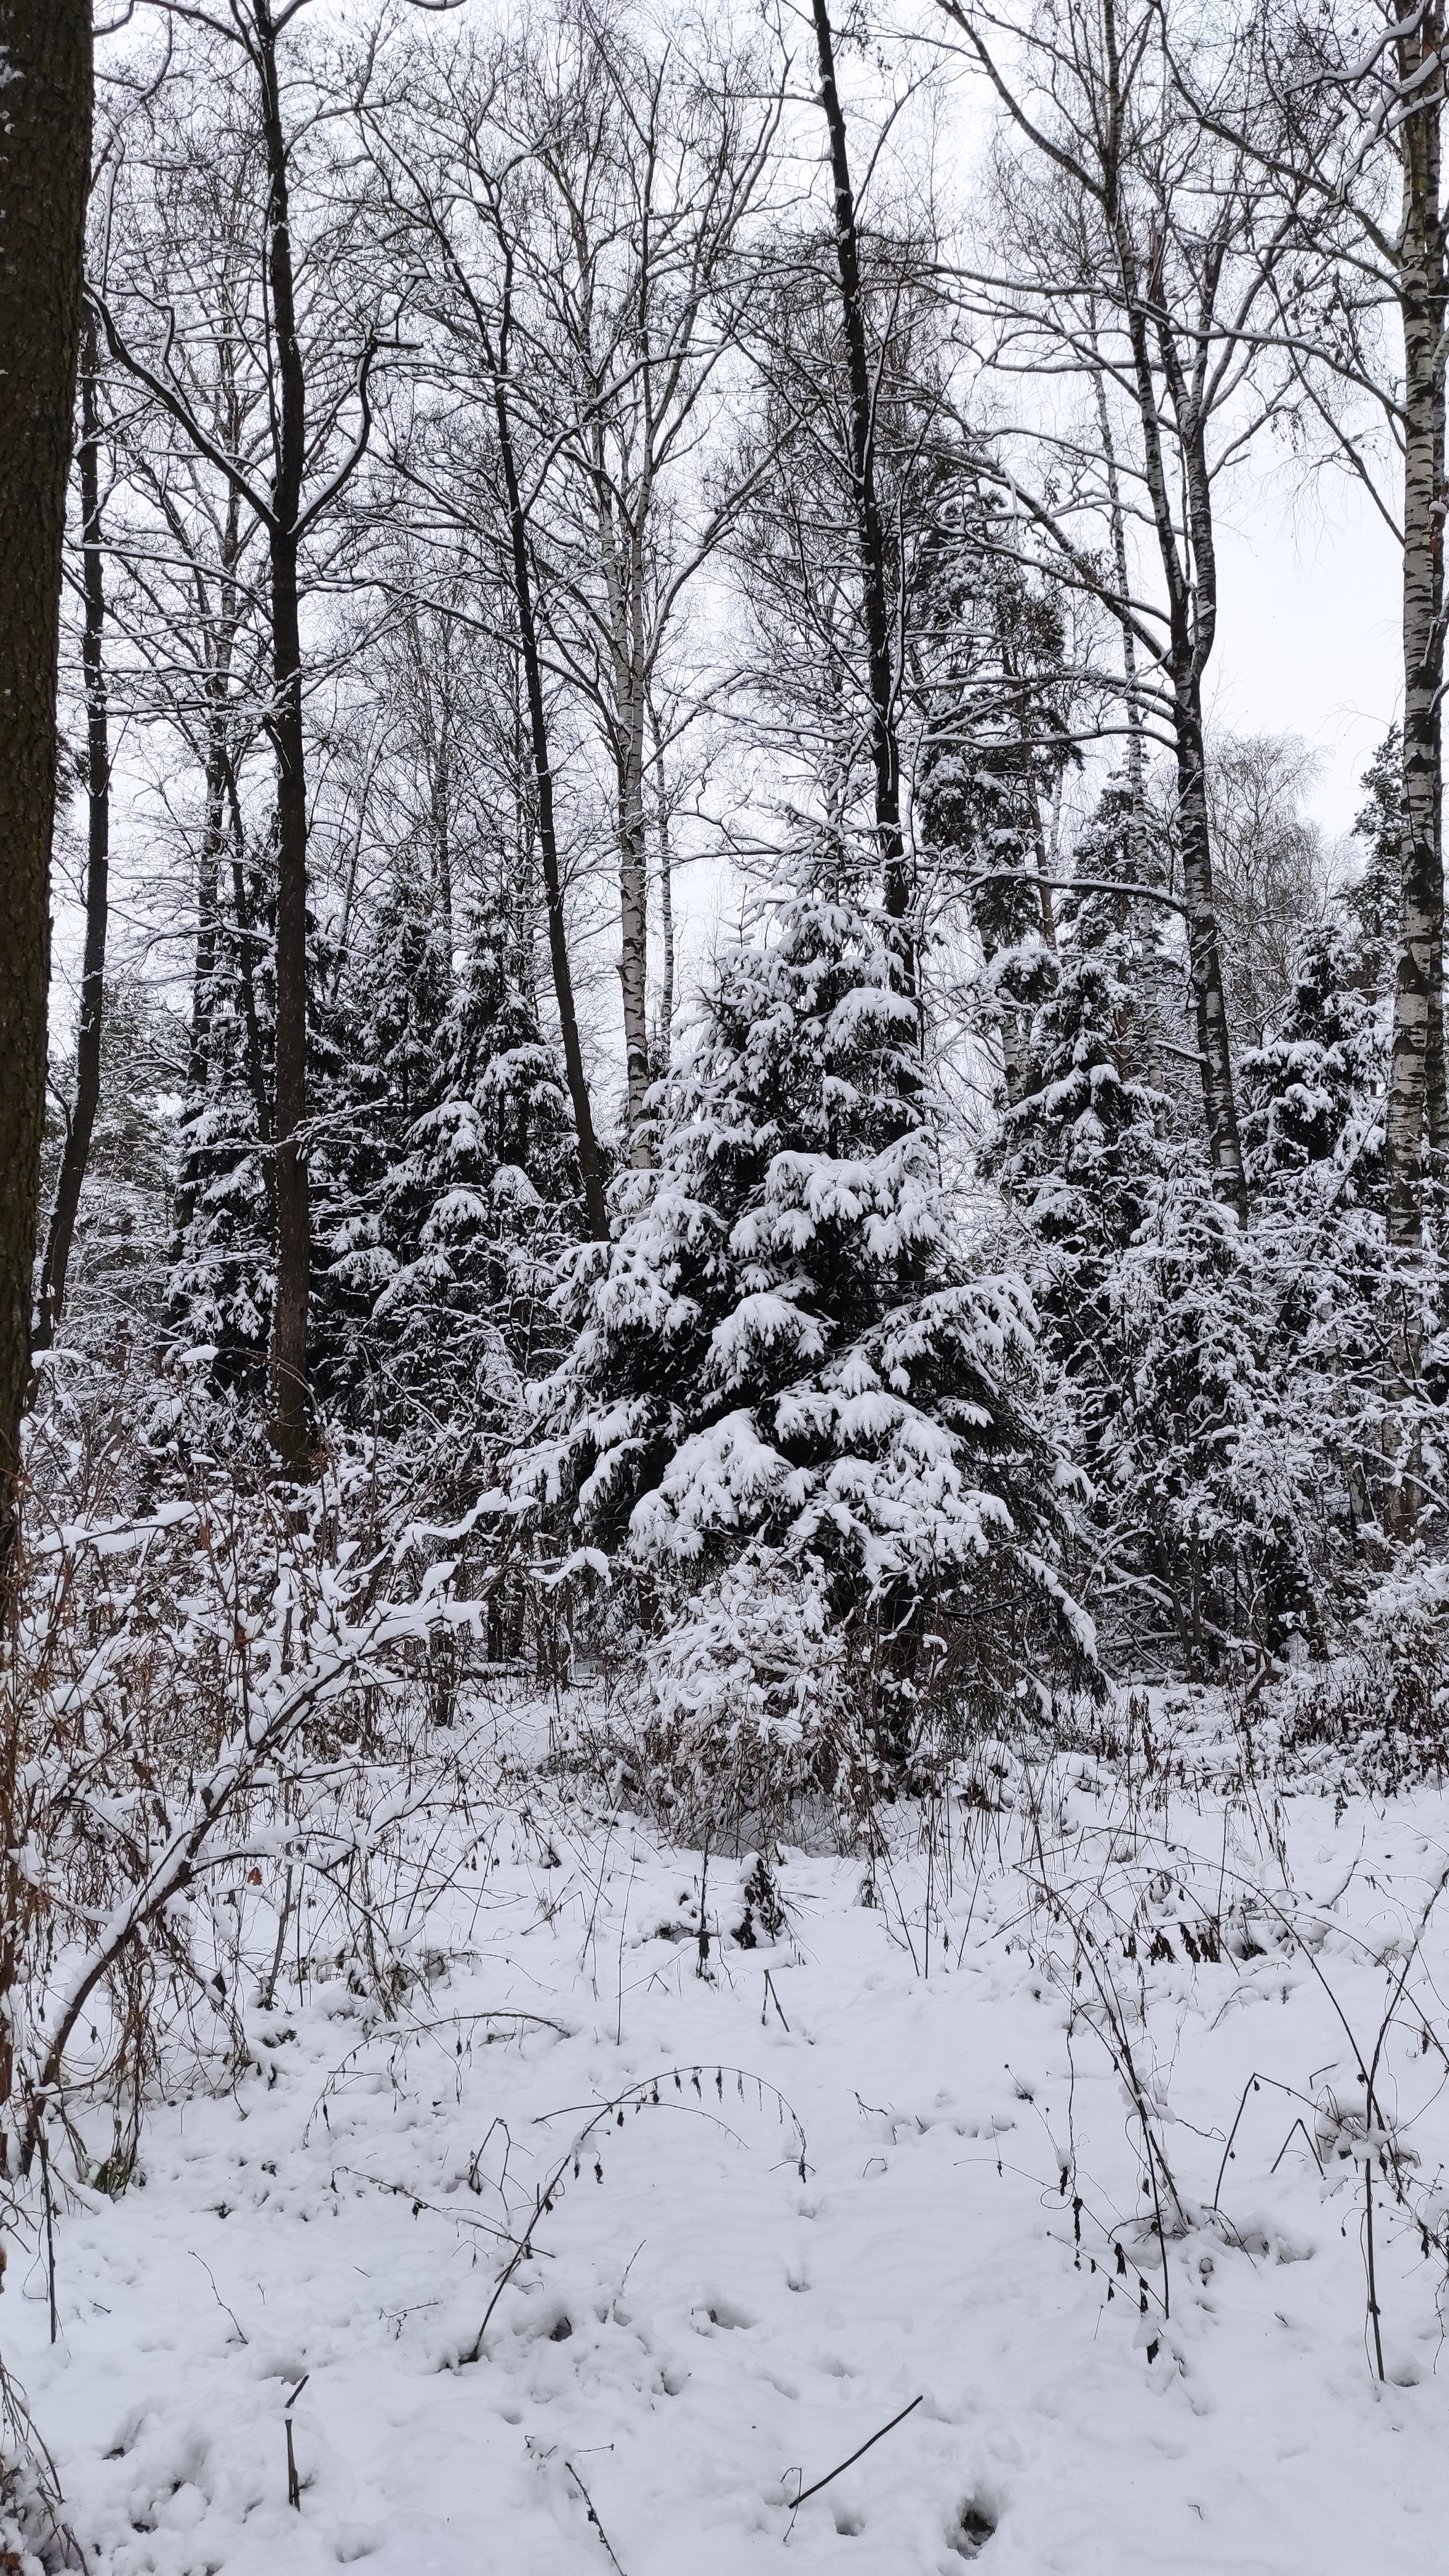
(937, 0), (1308, 1223)
(36, 304), (112, 1352)
(0, 0), (92, 1583)
(809, 0), (911, 937)
(100, 3), (385, 1472)
(0, 0), (91, 2152)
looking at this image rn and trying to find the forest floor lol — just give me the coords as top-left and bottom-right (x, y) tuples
(15, 1689), (1449, 2575)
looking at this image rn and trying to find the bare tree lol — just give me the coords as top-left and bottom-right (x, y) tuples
(1185, 0), (1449, 1525)
(98, 4), (391, 1473)
(809, 0), (912, 940)
(1205, 732), (1331, 1050)
(355, 45), (612, 1228)
(936, 0), (1315, 1223)
(480, 5), (779, 1162)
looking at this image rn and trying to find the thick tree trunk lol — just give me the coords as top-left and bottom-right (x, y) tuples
(492, 357), (608, 1237)
(36, 301), (108, 1352)
(1382, 0), (1447, 1536)
(809, 0), (911, 934)
(0, 0), (91, 2154)
(0, 0), (90, 1560)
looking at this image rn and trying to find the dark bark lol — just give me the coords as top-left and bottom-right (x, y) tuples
(36, 301), (109, 1352)
(267, 529), (311, 1474)
(0, 0), (91, 2152)
(0, 0), (91, 1578)
(809, 0), (911, 935)
(255, 2), (312, 1477)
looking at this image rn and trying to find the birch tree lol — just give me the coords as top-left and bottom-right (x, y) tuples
(937, 0), (1309, 1222)
(464, 4), (779, 1163)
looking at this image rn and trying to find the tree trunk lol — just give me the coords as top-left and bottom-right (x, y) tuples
(1100, 48), (1246, 1222)
(0, 0), (90, 1563)
(0, 0), (91, 2155)
(172, 715), (229, 1253)
(1090, 342), (1148, 829)
(618, 536), (652, 1160)
(268, 529), (311, 1474)
(809, 0), (911, 935)
(1380, 1), (1448, 1533)
(226, 768), (276, 1227)
(256, 0), (312, 1476)
(650, 691), (676, 1065)
(1173, 687), (1247, 1220)
(491, 352), (608, 1237)
(36, 300), (108, 1352)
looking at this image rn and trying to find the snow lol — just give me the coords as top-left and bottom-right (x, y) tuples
(15, 1699), (1449, 2575)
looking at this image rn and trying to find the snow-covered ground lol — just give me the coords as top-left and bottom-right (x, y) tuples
(16, 1698), (1449, 2575)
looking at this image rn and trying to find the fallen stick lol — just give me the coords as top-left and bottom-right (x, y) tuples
(787, 2393), (923, 2517)
(565, 2460), (627, 2573)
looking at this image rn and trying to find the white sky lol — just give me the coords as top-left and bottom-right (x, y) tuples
(1210, 478), (1401, 843)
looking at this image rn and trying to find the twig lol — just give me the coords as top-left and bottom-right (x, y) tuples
(697, 1837), (711, 1978)
(1269, 2117), (1324, 2179)
(459, 2204), (545, 2365)
(1211, 2070), (1311, 2212)
(191, 2250), (249, 2343)
(786, 2393), (923, 2517)
(763, 1970), (790, 2033)
(284, 2373), (308, 2509)
(565, 2460), (628, 2573)
(36, 2127), (58, 2346)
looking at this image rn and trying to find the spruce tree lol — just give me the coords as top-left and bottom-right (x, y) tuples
(330, 904), (580, 1462)
(516, 867), (1094, 1748)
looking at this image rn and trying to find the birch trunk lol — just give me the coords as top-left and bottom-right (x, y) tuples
(650, 693), (676, 1065)
(618, 527), (652, 1159)
(1382, 0), (1447, 1534)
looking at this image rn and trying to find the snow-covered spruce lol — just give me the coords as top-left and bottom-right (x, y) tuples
(322, 904), (581, 1467)
(513, 879), (1095, 1786)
